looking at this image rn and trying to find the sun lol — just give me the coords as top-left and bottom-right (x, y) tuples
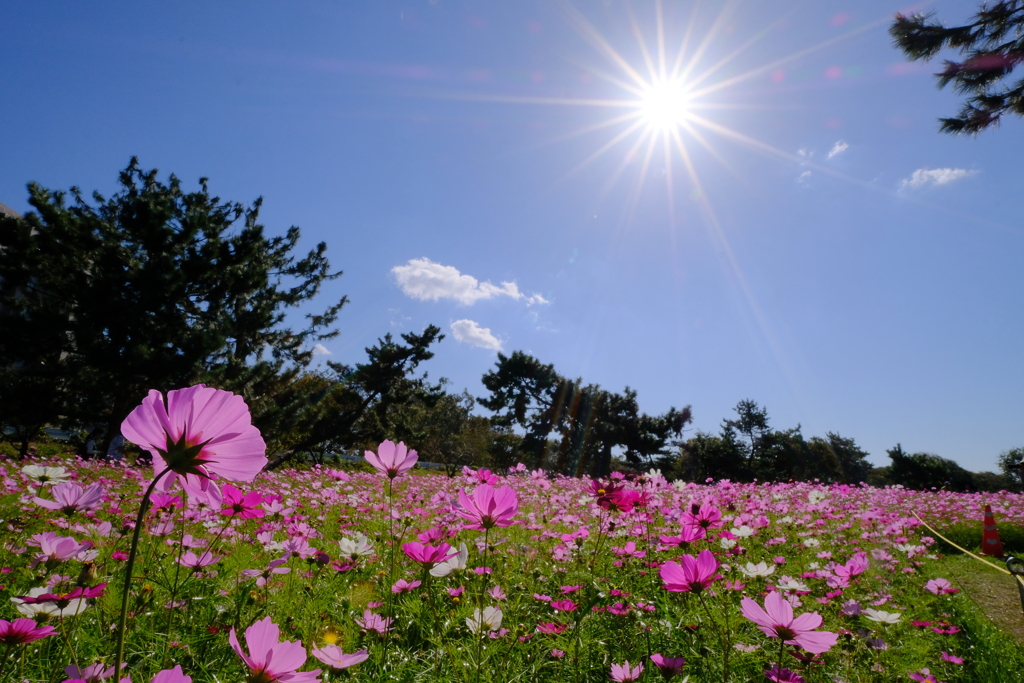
(639, 79), (690, 133)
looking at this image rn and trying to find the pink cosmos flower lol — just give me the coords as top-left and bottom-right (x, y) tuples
(241, 557), (291, 587)
(908, 669), (945, 683)
(221, 484), (265, 518)
(660, 524), (707, 547)
(740, 591), (838, 654)
(121, 385), (267, 494)
(681, 503), (723, 532)
(392, 579), (421, 593)
(649, 654), (686, 678)
(455, 484), (519, 530)
(401, 542), (458, 568)
(550, 599), (578, 612)
(940, 652), (964, 665)
(0, 618), (56, 644)
(310, 645), (369, 670)
(355, 610), (394, 634)
(364, 440), (418, 479)
(925, 578), (958, 595)
(33, 482), (104, 515)
(151, 666), (191, 683)
(536, 622), (568, 635)
(178, 551), (218, 570)
(610, 661), (644, 681)
(659, 549), (720, 594)
(29, 532), (90, 567)
(62, 663), (128, 683)
(229, 616), (320, 682)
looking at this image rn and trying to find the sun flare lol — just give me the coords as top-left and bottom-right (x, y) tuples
(639, 79), (690, 133)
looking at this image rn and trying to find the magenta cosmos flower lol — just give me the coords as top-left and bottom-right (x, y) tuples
(221, 484), (266, 518)
(121, 385), (267, 493)
(649, 654), (686, 678)
(310, 645), (369, 670)
(740, 591), (838, 654)
(456, 484), (519, 530)
(401, 542), (458, 568)
(364, 440), (418, 478)
(230, 617), (321, 682)
(659, 549), (720, 594)
(151, 666), (191, 683)
(0, 618), (56, 644)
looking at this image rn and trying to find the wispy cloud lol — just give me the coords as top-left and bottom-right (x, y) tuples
(311, 343), (332, 355)
(450, 319), (502, 350)
(392, 257), (546, 306)
(900, 167), (977, 190)
(827, 140), (849, 159)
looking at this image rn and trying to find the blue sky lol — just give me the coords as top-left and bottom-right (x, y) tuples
(2, 1), (1021, 472)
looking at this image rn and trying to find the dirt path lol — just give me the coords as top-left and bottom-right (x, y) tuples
(944, 555), (1024, 645)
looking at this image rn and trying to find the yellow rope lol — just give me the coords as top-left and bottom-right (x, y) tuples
(911, 512), (1012, 575)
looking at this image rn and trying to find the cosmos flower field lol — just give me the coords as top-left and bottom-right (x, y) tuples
(3, 388), (1024, 683)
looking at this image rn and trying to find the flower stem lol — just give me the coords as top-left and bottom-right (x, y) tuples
(113, 467), (172, 679)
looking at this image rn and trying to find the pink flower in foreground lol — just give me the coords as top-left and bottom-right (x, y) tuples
(740, 591), (838, 654)
(908, 668), (945, 683)
(121, 385), (267, 493)
(401, 542), (458, 568)
(649, 654), (686, 678)
(364, 440), (418, 479)
(659, 524), (706, 546)
(940, 652), (964, 664)
(310, 645), (369, 670)
(0, 618), (56, 644)
(610, 660), (644, 681)
(229, 617), (320, 682)
(659, 549), (720, 594)
(221, 484), (265, 518)
(33, 482), (104, 515)
(456, 484), (519, 530)
(151, 666), (191, 683)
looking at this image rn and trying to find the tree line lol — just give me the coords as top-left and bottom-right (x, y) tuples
(1, 161), (1020, 491)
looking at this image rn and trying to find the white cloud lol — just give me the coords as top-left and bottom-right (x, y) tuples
(392, 258), (546, 306)
(797, 170), (812, 184)
(900, 167), (977, 189)
(526, 293), (549, 305)
(827, 140), (849, 159)
(311, 344), (332, 355)
(450, 319), (502, 351)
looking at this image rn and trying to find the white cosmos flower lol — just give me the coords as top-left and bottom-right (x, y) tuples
(337, 533), (374, 560)
(807, 490), (828, 505)
(22, 466), (70, 486)
(12, 587), (88, 618)
(802, 538), (821, 548)
(776, 578), (810, 592)
(862, 608), (901, 624)
(466, 606), (503, 633)
(731, 526), (755, 538)
(739, 562), (775, 578)
(720, 538), (738, 550)
(430, 542), (468, 577)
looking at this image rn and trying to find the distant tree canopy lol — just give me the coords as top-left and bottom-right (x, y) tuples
(672, 400), (872, 485)
(478, 351), (691, 477)
(891, 1), (1024, 134)
(0, 159), (346, 455)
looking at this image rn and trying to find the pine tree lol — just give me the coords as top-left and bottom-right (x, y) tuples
(891, 1), (1024, 133)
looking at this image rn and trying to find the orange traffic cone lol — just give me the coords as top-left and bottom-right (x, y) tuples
(982, 504), (1004, 557)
